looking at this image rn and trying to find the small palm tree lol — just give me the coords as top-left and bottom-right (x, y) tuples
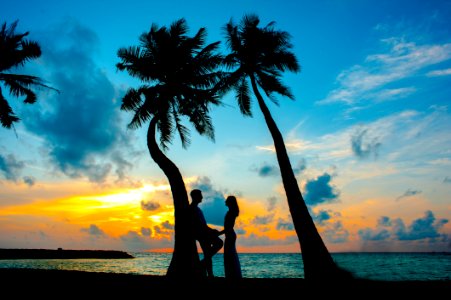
(117, 19), (223, 278)
(222, 14), (349, 281)
(0, 20), (57, 129)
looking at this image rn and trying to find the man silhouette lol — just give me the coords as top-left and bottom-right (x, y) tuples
(190, 189), (223, 278)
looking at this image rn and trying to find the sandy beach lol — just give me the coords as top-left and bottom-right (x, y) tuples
(1, 268), (450, 298)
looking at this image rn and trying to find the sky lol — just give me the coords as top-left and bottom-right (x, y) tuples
(0, 0), (450, 253)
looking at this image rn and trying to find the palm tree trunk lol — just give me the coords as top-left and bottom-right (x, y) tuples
(147, 117), (203, 279)
(250, 75), (343, 281)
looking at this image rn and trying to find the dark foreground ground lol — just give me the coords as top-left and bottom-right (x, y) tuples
(1, 268), (450, 298)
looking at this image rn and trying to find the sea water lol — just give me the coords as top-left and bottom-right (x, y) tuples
(0, 252), (450, 281)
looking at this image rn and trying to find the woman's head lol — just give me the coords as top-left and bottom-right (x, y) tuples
(226, 195), (239, 216)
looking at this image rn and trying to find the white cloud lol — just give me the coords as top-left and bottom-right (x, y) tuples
(426, 68), (451, 77)
(318, 38), (451, 105)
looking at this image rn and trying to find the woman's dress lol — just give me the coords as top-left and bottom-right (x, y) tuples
(223, 211), (242, 279)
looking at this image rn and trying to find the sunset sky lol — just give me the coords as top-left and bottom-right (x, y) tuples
(1, 0), (450, 253)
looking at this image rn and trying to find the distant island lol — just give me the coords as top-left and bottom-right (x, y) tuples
(0, 248), (134, 259)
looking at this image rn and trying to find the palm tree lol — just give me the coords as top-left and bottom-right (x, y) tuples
(116, 19), (223, 279)
(0, 20), (57, 129)
(222, 14), (350, 281)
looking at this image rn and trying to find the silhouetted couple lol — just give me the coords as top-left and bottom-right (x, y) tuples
(190, 189), (242, 279)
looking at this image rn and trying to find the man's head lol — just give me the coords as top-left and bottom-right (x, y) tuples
(190, 189), (203, 204)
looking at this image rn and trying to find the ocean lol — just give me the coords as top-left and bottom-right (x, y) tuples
(0, 252), (450, 281)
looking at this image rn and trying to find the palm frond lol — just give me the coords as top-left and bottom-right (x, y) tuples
(235, 77), (252, 116)
(0, 89), (20, 128)
(0, 73), (58, 102)
(169, 19), (188, 39)
(121, 87), (142, 111)
(157, 107), (174, 151)
(189, 106), (215, 142)
(256, 70), (294, 101)
(127, 101), (153, 130)
(172, 106), (191, 149)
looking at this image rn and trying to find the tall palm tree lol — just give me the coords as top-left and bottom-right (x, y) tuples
(222, 14), (350, 281)
(117, 19), (223, 279)
(0, 20), (56, 129)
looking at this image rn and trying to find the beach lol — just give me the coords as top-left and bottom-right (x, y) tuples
(1, 268), (450, 298)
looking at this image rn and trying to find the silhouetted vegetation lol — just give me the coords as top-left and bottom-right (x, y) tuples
(220, 14), (350, 281)
(116, 19), (224, 279)
(0, 20), (57, 129)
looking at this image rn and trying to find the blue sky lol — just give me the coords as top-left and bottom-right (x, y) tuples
(0, 0), (450, 253)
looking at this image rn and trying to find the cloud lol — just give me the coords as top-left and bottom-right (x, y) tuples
(378, 216), (392, 227)
(267, 196), (278, 211)
(396, 189), (422, 201)
(0, 153), (25, 181)
(140, 227), (151, 237)
(250, 162), (279, 177)
(24, 19), (130, 183)
(350, 127), (381, 159)
(120, 231), (149, 251)
(426, 68), (451, 77)
(358, 216), (393, 241)
(191, 176), (227, 226)
(313, 210), (332, 226)
(252, 214), (274, 225)
(304, 173), (340, 206)
(81, 224), (106, 237)
(153, 222), (173, 238)
(160, 221), (174, 230)
(394, 210), (448, 241)
(293, 158), (307, 174)
(140, 200), (161, 211)
(22, 176), (36, 187)
(318, 38), (451, 105)
(358, 228), (391, 241)
(111, 151), (134, 184)
(322, 221), (349, 243)
(276, 218), (294, 231)
(238, 233), (296, 247)
(359, 211), (449, 244)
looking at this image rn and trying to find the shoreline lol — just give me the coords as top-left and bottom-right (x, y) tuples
(0, 248), (134, 259)
(1, 268), (450, 297)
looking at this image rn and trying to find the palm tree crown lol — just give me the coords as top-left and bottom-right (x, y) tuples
(117, 18), (224, 149)
(0, 20), (56, 128)
(222, 14), (300, 115)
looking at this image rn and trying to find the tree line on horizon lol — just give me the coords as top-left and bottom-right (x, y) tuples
(0, 15), (352, 281)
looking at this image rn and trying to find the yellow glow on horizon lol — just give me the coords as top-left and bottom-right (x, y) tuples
(0, 182), (174, 239)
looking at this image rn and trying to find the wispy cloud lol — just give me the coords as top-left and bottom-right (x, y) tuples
(0, 153), (25, 182)
(396, 189), (422, 201)
(318, 38), (451, 105)
(350, 127), (381, 159)
(426, 68), (451, 77)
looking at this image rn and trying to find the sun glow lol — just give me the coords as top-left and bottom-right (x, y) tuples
(87, 183), (171, 208)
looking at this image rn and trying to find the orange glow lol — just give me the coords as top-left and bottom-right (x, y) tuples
(0, 182), (174, 239)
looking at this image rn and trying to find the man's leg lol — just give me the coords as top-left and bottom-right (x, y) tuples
(211, 236), (223, 256)
(199, 240), (214, 278)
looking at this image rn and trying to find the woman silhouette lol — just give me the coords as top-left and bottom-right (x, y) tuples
(219, 195), (242, 279)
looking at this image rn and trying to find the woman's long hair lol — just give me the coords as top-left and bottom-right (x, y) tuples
(226, 196), (239, 216)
